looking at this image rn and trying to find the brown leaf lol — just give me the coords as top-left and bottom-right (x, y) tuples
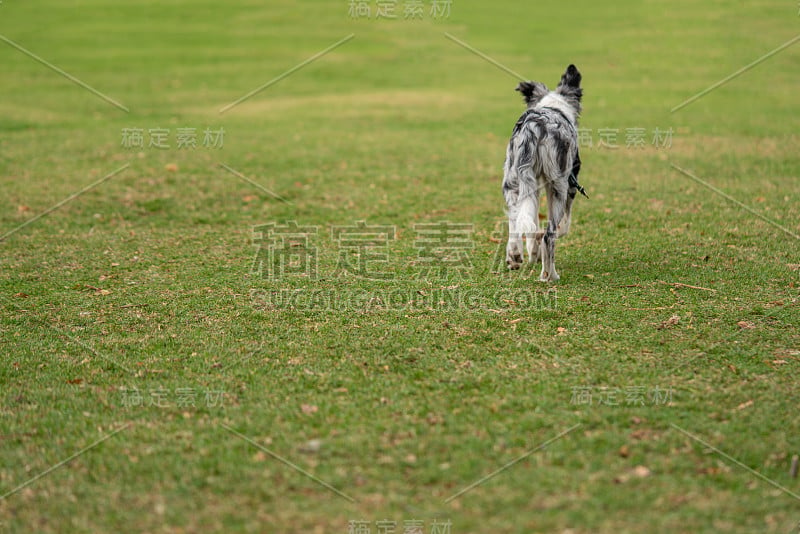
(619, 445), (630, 458)
(67, 378), (84, 385)
(614, 465), (651, 484)
(736, 400), (753, 411)
(165, 163), (179, 172)
(633, 465), (652, 478)
(426, 413), (444, 425)
(658, 315), (680, 329)
(300, 403), (318, 415)
(737, 321), (756, 329)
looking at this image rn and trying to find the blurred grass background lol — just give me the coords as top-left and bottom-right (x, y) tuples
(1, 1), (798, 532)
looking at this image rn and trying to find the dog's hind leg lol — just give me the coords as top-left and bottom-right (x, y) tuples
(558, 149), (580, 237)
(540, 182), (567, 282)
(506, 215), (523, 270)
(557, 192), (575, 237)
(517, 195), (541, 264)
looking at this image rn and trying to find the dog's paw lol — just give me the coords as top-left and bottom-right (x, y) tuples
(538, 270), (560, 282)
(507, 254), (523, 270)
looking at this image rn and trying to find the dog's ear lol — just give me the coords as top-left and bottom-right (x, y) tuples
(558, 64), (582, 89)
(555, 64), (583, 113)
(516, 81), (548, 107)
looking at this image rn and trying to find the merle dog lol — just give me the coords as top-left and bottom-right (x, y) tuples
(502, 64), (584, 281)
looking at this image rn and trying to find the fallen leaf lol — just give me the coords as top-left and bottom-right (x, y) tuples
(67, 378), (84, 385)
(300, 403), (318, 415)
(426, 413), (444, 425)
(613, 465), (651, 484)
(165, 163), (179, 172)
(298, 439), (322, 454)
(17, 205), (30, 213)
(737, 321), (756, 329)
(619, 445), (630, 458)
(633, 465), (652, 478)
(736, 400), (753, 411)
(658, 315), (680, 329)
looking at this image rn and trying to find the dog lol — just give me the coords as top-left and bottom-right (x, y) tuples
(502, 64), (584, 281)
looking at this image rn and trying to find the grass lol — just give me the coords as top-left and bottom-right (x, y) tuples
(1, 1), (799, 532)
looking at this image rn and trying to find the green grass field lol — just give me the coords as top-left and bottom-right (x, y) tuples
(1, 1), (799, 532)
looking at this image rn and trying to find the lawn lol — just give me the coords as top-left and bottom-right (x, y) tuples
(1, 1), (798, 533)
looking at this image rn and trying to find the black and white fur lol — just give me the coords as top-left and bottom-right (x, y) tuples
(502, 64), (583, 281)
